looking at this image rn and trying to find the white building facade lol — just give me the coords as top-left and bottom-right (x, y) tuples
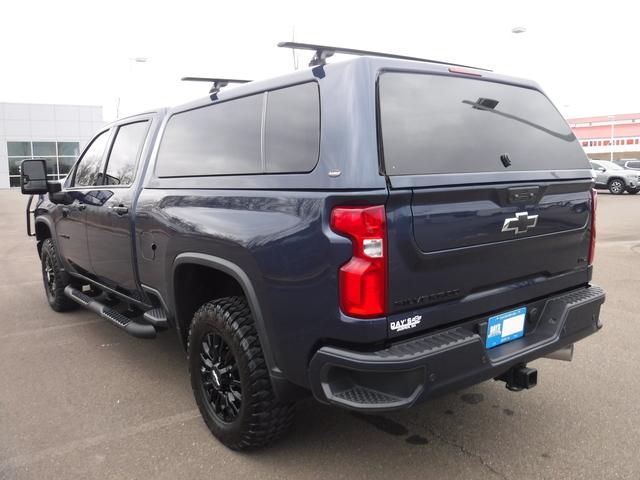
(567, 113), (640, 161)
(0, 102), (104, 188)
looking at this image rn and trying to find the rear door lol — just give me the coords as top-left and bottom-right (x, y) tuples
(378, 72), (593, 335)
(86, 119), (151, 292)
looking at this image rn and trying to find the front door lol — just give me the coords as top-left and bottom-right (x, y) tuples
(86, 119), (151, 292)
(56, 129), (111, 275)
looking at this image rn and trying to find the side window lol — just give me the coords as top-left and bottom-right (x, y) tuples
(264, 83), (320, 173)
(156, 82), (320, 178)
(628, 161), (640, 169)
(156, 94), (263, 177)
(73, 130), (110, 187)
(103, 121), (150, 186)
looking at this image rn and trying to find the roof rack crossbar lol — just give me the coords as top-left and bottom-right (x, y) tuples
(181, 77), (252, 95)
(277, 41), (490, 71)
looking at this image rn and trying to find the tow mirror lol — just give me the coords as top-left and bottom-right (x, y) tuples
(20, 159), (49, 195)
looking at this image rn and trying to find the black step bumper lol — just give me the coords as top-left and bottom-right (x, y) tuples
(308, 285), (605, 411)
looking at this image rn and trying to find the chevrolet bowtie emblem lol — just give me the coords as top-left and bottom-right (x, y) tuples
(502, 212), (539, 235)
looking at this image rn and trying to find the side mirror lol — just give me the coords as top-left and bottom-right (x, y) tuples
(598, 167), (606, 172)
(20, 159), (49, 194)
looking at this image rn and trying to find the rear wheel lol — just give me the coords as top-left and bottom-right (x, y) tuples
(188, 296), (295, 450)
(40, 238), (76, 312)
(608, 178), (625, 195)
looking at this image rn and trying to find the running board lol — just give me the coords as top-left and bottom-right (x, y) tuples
(64, 286), (157, 339)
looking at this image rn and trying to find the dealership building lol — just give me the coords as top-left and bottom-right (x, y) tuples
(0, 102), (104, 188)
(568, 113), (640, 161)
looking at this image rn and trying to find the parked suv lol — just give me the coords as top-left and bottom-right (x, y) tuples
(19, 43), (605, 450)
(590, 159), (640, 194)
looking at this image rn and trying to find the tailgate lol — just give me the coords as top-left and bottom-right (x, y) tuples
(410, 182), (590, 252)
(385, 181), (592, 336)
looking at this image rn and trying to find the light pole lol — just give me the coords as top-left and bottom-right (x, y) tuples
(116, 57), (148, 119)
(608, 115), (615, 162)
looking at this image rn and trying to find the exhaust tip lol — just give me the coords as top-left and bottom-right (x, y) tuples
(544, 344), (574, 362)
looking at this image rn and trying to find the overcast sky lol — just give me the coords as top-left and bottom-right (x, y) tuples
(0, 0), (636, 121)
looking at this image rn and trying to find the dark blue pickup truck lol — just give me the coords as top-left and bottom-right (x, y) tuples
(19, 43), (605, 450)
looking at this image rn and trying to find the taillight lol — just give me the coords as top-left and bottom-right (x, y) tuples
(330, 205), (387, 318)
(589, 189), (597, 265)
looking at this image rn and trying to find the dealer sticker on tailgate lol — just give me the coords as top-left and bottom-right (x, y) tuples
(485, 307), (526, 349)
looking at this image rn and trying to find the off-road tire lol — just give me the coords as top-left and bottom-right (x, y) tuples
(40, 238), (76, 312)
(608, 178), (625, 195)
(188, 296), (295, 450)
(626, 188), (639, 195)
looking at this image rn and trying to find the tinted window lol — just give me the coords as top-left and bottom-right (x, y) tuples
(103, 121), (149, 185)
(265, 83), (320, 172)
(379, 73), (588, 175)
(157, 94), (263, 177)
(73, 131), (109, 187)
(627, 161), (640, 169)
(57, 142), (79, 156)
(32, 142), (56, 156)
(7, 142), (32, 156)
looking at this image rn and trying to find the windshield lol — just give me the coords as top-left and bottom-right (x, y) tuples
(378, 72), (589, 176)
(597, 161), (623, 170)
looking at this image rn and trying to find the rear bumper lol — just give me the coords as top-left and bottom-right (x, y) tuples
(308, 285), (605, 411)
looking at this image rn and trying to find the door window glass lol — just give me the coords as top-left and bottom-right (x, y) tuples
(73, 131), (109, 187)
(103, 121), (149, 185)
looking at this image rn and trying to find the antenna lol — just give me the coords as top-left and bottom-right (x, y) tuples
(277, 42), (490, 71)
(181, 77), (252, 95)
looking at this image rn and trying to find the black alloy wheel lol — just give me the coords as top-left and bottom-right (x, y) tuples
(199, 332), (242, 423)
(40, 238), (76, 312)
(188, 296), (295, 450)
(43, 254), (56, 298)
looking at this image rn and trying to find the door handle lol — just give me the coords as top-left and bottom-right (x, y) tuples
(110, 205), (129, 215)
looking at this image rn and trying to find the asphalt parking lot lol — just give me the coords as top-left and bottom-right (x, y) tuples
(0, 188), (638, 480)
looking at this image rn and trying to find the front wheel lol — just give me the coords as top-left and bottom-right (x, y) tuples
(188, 296), (295, 450)
(627, 188), (639, 195)
(40, 238), (76, 312)
(608, 178), (626, 195)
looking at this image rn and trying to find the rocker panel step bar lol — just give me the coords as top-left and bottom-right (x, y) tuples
(64, 286), (157, 339)
(143, 307), (169, 329)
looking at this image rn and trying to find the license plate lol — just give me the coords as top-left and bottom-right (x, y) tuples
(485, 307), (526, 349)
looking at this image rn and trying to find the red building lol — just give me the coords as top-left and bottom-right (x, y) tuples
(567, 113), (640, 161)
